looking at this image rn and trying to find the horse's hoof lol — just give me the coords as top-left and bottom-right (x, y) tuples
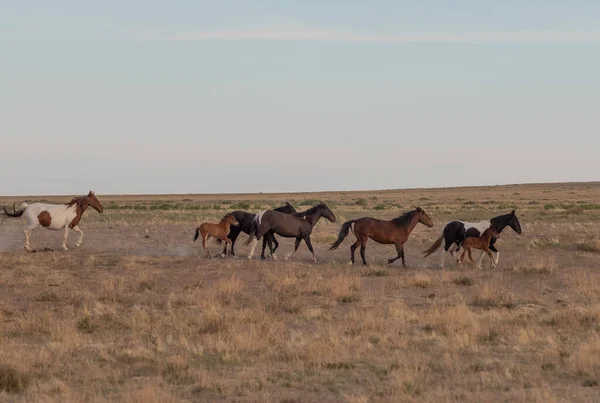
(220, 253), (225, 258)
(348, 261), (354, 266)
(75, 243), (81, 248)
(271, 254), (277, 261)
(62, 246), (69, 251)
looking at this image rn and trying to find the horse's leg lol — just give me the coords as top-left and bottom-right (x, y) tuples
(483, 246), (496, 268)
(220, 238), (229, 258)
(459, 250), (467, 264)
(303, 236), (317, 263)
(359, 237), (368, 266)
(247, 229), (263, 260)
(489, 240), (499, 265)
(61, 226), (71, 250)
(349, 239), (360, 265)
(285, 237), (302, 260)
(267, 234), (277, 260)
(386, 242), (402, 266)
(476, 249), (486, 269)
(23, 221), (37, 252)
(202, 234), (210, 258)
(261, 232), (276, 260)
(272, 236), (280, 254)
(72, 225), (83, 247)
(228, 229), (240, 256)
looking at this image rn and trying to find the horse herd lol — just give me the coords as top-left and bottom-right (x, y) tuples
(1, 191), (523, 268)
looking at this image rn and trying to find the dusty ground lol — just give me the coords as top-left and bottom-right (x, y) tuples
(1, 182), (600, 402)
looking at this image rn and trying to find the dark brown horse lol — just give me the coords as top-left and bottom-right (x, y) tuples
(245, 203), (336, 262)
(221, 202), (296, 257)
(330, 207), (434, 266)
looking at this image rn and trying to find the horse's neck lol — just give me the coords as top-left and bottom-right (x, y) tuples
(490, 215), (509, 232)
(304, 210), (322, 227)
(405, 214), (420, 234)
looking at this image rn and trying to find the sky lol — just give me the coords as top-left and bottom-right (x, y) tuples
(1, 1), (599, 196)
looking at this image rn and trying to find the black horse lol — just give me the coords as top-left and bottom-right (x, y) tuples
(246, 203), (336, 262)
(423, 210), (522, 267)
(221, 202), (296, 257)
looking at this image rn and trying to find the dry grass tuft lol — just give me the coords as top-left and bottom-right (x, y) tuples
(452, 276), (474, 286)
(471, 284), (516, 309)
(407, 274), (432, 288)
(214, 275), (245, 306)
(575, 239), (600, 253)
(514, 256), (558, 274)
(0, 364), (30, 393)
(570, 335), (600, 379)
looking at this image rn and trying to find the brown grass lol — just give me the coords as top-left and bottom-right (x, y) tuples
(1, 182), (600, 401)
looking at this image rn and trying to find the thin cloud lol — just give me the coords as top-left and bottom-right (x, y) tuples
(164, 25), (600, 44)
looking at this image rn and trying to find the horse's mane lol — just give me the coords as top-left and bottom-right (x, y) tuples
(392, 209), (418, 228)
(66, 196), (87, 210)
(220, 214), (234, 223)
(295, 203), (325, 219)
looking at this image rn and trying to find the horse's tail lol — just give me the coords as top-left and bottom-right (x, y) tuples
(245, 210), (266, 245)
(193, 227), (201, 242)
(423, 234), (444, 257)
(3, 203), (27, 218)
(330, 220), (356, 250)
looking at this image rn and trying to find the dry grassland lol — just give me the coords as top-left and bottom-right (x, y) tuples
(1, 182), (600, 402)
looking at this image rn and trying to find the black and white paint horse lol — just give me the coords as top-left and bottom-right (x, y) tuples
(222, 202), (296, 257)
(423, 210), (522, 267)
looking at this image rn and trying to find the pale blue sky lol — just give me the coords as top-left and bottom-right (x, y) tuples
(1, 1), (599, 196)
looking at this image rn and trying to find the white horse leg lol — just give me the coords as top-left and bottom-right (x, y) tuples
(440, 247), (446, 268)
(477, 251), (485, 269)
(494, 251), (500, 265)
(23, 225), (36, 252)
(62, 226), (70, 250)
(247, 238), (258, 260)
(72, 225), (83, 247)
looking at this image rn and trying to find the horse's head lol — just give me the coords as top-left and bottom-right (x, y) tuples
(508, 210), (522, 234)
(223, 214), (239, 227)
(414, 206), (433, 227)
(318, 203), (336, 223)
(87, 191), (103, 213)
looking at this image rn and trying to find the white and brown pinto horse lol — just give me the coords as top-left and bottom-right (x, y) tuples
(3, 191), (103, 251)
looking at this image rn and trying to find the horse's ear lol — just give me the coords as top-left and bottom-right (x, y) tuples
(511, 209), (515, 215)
(88, 191), (94, 196)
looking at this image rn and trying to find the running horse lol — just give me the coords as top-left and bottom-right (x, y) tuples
(193, 214), (239, 258)
(459, 227), (500, 269)
(423, 210), (522, 267)
(330, 207), (434, 266)
(219, 202), (296, 257)
(2, 191), (104, 251)
(246, 203), (336, 262)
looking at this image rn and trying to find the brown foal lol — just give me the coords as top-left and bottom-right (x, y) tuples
(459, 227), (499, 268)
(193, 214), (239, 258)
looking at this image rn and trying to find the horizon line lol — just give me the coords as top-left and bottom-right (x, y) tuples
(1, 180), (598, 199)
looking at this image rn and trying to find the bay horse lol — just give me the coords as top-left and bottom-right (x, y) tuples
(423, 210), (522, 268)
(330, 207), (434, 267)
(220, 202), (296, 257)
(2, 191), (103, 251)
(193, 214), (239, 258)
(245, 203), (336, 262)
(459, 227), (499, 268)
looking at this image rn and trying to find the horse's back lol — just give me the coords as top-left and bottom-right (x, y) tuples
(22, 203), (75, 229)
